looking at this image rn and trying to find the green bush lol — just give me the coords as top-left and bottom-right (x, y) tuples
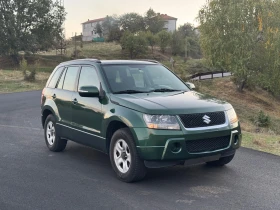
(145, 31), (157, 54)
(120, 31), (148, 58)
(20, 57), (37, 82)
(254, 110), (271, 127)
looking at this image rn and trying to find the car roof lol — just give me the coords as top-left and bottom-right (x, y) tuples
(58, 59), (159, 67)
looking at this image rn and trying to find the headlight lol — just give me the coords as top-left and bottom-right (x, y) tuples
(226, 108), (238, 125)
(143, 114), (180, 130)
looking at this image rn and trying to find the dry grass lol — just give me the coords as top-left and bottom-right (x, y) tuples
(0, 70), (49, 93)
(243, 132), (280, 156)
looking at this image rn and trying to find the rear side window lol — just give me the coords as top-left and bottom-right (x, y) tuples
(47, 67), (64, 88)
(63, 66), (80, 91)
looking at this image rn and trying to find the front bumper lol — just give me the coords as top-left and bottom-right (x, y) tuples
(133, 123), (242, 161)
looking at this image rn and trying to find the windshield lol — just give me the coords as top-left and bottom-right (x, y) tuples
(102, 64), (189, 94)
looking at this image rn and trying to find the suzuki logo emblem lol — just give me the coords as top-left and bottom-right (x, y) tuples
(203, 115), (211, 124)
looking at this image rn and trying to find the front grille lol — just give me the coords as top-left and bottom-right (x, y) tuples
(185, 136), (231, 153)
(179, 112), (226, 128)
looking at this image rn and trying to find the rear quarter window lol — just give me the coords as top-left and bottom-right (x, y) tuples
(47, 67), (64, 88)
(63, 66), (80, 91)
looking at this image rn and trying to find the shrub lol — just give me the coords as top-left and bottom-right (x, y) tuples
(145, 31), (157, 54)
(120, 31), (148, 58)
(20, 57), (37, 82)
(254, 110), (271, 127)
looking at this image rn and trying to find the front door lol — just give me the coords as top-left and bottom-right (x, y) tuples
(71, 66), (105, 151)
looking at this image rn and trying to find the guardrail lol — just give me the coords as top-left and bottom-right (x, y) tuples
(189, 71), (232, 81)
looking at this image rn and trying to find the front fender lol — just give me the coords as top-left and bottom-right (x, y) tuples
(101, 105), (147, 140)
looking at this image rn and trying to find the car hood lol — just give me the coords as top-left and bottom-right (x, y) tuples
(110, 91), (232, 115)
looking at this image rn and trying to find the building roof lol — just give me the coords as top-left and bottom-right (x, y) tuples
(160, 14), (177, 21)
(82, 18), (106, 25)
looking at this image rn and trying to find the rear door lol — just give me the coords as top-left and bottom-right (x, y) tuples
(71, 65), (105, 150)
(55, 66), (80, 139)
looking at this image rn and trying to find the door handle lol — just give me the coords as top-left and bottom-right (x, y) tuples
(52, 94), (56, 99)
(72, 98), (78, 104)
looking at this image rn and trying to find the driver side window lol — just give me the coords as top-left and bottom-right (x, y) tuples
(78, 66), (100, 90)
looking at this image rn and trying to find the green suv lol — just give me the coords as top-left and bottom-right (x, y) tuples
(41, 59), (241, 182)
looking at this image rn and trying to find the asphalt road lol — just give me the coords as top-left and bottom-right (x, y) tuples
(0, 91), (280, 210)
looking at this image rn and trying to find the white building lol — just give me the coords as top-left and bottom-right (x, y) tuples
(82, 18), (105, 42)
(160, 14), (177, 32)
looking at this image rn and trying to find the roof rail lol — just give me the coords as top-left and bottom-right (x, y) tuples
(59, 58), (101, 66)
(75, 58), (101, 63)
(134, 59), (160, 64)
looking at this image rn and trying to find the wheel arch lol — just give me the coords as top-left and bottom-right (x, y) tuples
(105, 118), (136, 154)
(41, 106), (57, 128)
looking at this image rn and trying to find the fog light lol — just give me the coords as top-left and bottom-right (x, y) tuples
(171, 142), (182, 153)
(234, 135), (239, 145)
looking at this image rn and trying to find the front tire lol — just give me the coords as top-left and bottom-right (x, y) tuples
(206, 154), (235, 166)
(109, 128), (147, 183)
(44, 114), (67, 152)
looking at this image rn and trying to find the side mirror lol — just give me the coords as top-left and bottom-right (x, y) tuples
(78, 86), (99, 97)
(185, 82), (196, 90)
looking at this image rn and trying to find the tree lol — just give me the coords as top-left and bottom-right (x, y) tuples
(145, 31), (157, 54)
(0, 0), (66, 57)
(178, 23), (196, 38)
(156, 30), (171, 53)
(120, 31), (148, 58)
(119, 13), (145, 33)
(102, 16), (122, 42)
(102, 16), (115, 37)
(94, 23), (103, 37)
(198, 0), (280, 94)
(178, 23), (202, 59)
(145, 9), (165, 34)
(170, 31), (185, 55)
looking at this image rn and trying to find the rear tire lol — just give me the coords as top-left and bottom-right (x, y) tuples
(110, 128), (147, 183)
(206, 154), (235, 166)
(44, 114), (67, 152)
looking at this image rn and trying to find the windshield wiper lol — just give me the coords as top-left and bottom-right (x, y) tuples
(114, 90), (149, 94)
(150, 88), (182, 93)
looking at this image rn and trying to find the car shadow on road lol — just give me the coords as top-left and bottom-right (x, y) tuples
(62, 142), (237, 186)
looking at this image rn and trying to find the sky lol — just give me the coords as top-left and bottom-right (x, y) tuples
(64, 0), (207, 38)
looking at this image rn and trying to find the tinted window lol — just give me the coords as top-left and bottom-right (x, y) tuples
(78, 66), (100, 90)
(63, 66), (80, 91)
(57, 69), (66, 89)
(47, 67), (64, 88)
